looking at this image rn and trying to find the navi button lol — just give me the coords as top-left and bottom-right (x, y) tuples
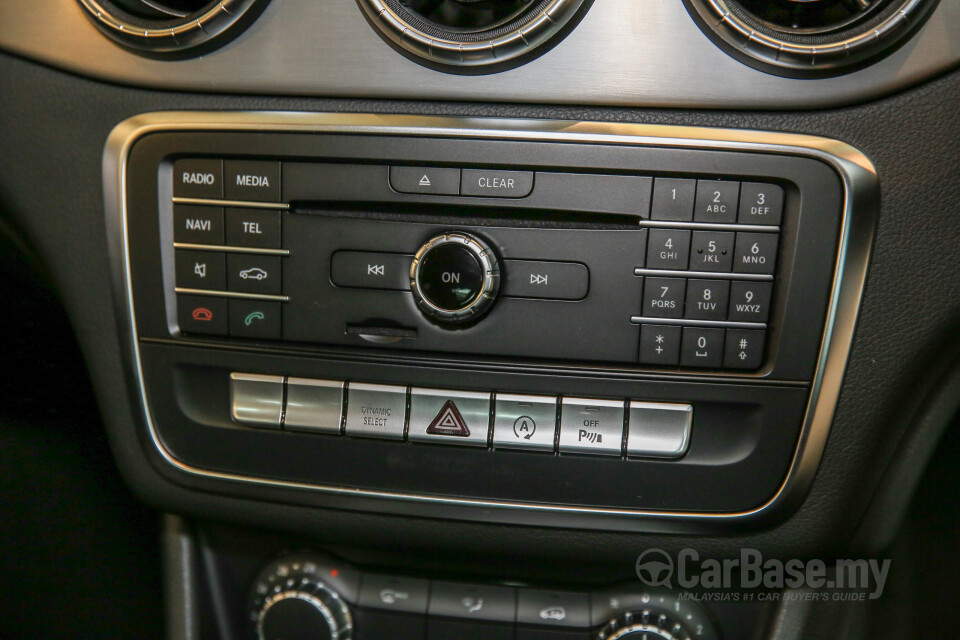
(408, 388), (491, 447)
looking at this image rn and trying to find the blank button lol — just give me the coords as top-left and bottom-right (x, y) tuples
(627, 402), (692, 458)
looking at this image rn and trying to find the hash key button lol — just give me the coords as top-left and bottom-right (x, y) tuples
(724, 329), (766, 370)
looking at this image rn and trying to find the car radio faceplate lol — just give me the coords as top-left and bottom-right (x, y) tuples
(106, 113), (878, 532)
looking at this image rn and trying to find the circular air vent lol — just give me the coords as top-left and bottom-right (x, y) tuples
(77, 0), (267, 55)
(683, 0), (940, 76)
(357, 0), (591, 72)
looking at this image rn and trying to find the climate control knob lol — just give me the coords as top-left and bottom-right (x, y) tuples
(248, 555), (353, 640)
(410, 232), (500, 324)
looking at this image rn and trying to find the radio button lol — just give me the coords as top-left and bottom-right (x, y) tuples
(390, 166), (460, 196)
(680, 327), (725, 368)
(694, 180), (739, 223)
(738, 182), (784, 226)
(558, 398), (624, 456)
(331, 251), (412, 291)
(224, 160), (280, 202)
(689, 230), (735, 272)
(639, 324), (682, 366)
(225, 208), (281, 249)
(651, 178), (696, 221)
(728, 281), (773, 322)
(174, 158), (222, 199)
(174, 204), (224, 245)
(646, 229), (691, 270)
(175, 249), (226, 291)
(724, 329), (766, 370)
(641, 277), (686, 319)
(227, 254), (282, 295)
(733, 232), (778, 274)
(685, 279), (730, 320)
(408, 388), (491, 447)
(345, 383), (408, 440)
(501, 260), (588, 300)
(492, 393), (558, 452)
(460, 169), (534, 198)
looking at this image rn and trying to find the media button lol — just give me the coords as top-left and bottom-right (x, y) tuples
(390, 166), (460, 195)
(224, 160), (280, 202)
(330, 251), (412, 291)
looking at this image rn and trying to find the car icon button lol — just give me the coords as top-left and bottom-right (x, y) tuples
(517, 589), (590, 629)
(227, 254), (282, 295)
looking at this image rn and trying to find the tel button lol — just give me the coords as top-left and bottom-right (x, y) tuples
(225, 208), (281, 249)
(460, 169), (534, 198)
(173, 158), (222, 199)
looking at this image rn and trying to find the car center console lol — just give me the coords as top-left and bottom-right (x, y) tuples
(107, 112), (877, 533)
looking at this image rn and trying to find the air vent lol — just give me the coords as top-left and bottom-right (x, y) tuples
(77, 0), (266, 55)
(357, 0), (591, 72)
(683, 0), (940, 76)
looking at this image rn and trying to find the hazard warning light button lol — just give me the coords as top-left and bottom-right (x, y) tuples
(408, 387), (492, 447)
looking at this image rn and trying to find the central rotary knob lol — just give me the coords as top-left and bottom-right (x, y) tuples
(410, 233), (500, 323)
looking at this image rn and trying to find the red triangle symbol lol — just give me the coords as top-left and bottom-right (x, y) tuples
(426, 400), (471, 437)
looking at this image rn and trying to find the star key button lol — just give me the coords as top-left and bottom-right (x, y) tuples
(639, 324), (682, 366)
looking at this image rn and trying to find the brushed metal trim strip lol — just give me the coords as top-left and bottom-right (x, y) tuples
(104, 112), (878, 530)
(629, 317), (767, 329)
(634, 268), (775, 281)
(174, 287), (290, 302)
(173, 243), (290, 256)
(640, 221), (780, 232)
(172, 197), (290, 210)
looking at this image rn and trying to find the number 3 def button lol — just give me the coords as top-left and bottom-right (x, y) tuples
(228, 299), (281, 340)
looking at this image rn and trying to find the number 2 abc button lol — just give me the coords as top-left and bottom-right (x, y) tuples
(493, 394), (558, 452)
(559, 398), (624, 456)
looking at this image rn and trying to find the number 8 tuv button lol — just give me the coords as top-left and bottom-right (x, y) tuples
(558, 398), (624, 456)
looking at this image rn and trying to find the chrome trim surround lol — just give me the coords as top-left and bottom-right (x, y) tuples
(172, 196), (289, 210)
(76, 0), (263, 53)
(356, 0), (587, 69)
(104, 112), (878, 530)
(173, 243), (290, 256)
(688, 0), (937, 74)
(640, 221), (779, 233)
